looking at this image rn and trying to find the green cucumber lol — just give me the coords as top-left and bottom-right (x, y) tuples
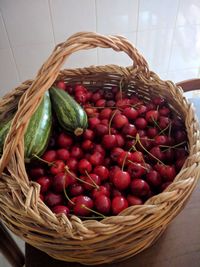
(0, 91), (52, 162)
(49, 86), (88, 136)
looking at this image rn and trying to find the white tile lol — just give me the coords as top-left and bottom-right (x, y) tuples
(0, 12), (9, 49)
(50, 0), (96, 43)
(138, 0), (179, 30)
(63, 49), (98, 69)
(96, 0), (138, 34)
(98, 32), (137, 66)
(177, 0), (200, 26)
(0, 0), (54, 46)
(166, 68), (200, 83)
(137, 29), (173, 73)
(169, 25), (200, 71)
(0, 48), (19, 97)
(13, 43), (55, 81)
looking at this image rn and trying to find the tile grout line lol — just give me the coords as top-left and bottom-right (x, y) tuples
(0, 8), (21, 82)
(95, 0), (100, 65)
(48, 0), (56, 46)
(166, 0), (181, 78)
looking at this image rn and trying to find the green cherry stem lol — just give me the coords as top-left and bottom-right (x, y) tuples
(63, 185), (75, 205)
(85, 170), (99, 189)
(160, 141), (187, 152)
(81, 205), (106, 219)
(127, 160), (148, 170)
(157, 122), (171, 136)
(136, 133), (165, 165)
(108, 109), (118, 135)
(33, 154), (55, 166)
(121, 142), (137, 172)
(152, 117), (162, 131)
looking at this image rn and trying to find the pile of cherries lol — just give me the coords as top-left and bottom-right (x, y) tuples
(27, 81), (188, 219)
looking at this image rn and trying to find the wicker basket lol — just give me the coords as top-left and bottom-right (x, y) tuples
(0, 32), (200, 265)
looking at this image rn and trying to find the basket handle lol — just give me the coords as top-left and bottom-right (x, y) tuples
(0, 31), (149, 175)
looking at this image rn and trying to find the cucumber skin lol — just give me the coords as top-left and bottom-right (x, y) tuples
(0, 91), (52, 162)
(49, 86), (88, 135)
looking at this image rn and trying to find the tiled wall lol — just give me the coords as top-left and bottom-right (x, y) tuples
(0, 0), (200, 97)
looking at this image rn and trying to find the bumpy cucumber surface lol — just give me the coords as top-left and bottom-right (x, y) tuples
(49, 86), (88, 136)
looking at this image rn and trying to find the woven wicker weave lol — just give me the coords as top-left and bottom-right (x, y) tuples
(0, 32), (200, 265)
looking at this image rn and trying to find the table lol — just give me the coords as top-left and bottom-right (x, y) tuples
(25, 79), (200, 267)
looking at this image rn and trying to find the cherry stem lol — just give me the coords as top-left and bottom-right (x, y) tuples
(33, 154), (54, 166)
(85, 170), (99, 189)
(64, 167), (96, 188)
(152, 117), (162, 131)
(121, 143), (137, 171)
(81, 205), (106, 218)
(157, 122), (171, 136)
(63, 185), (75, 205)
(127, 135), (155, 141)
(127, 160), (148, 170)
(108, 109), (118, 135)
(160, 141), (187, 152)
(136, 133), (165, 165)
(168, 122), (172, 137)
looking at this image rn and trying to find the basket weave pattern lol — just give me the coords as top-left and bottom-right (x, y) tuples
(0, 32), (200, 265)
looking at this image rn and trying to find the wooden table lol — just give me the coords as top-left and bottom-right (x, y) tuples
(25, 79), (200, 267)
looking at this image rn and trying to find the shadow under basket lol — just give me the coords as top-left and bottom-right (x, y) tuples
(0, 32), (200, 265)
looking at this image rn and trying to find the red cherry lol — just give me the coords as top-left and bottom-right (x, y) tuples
(96, 99), (106, 108)
(52, 205), (69, 216)
(123, 107), (138, 120)
(111, 188), (124, 198)
(104, 91), (114, 100)
(113, 114), (129, 129)
(115, 134), (125, 147)
(154, 135), (168, 146)
(152, 97), (165, 106)
(73, 196), (94, 216)
(83, 129), (95, 140)
(112, 196), (128, 215)
(106, 100), (116, 107)
(159, 107), (170, 116)
(149, 146), (164, 162)
(137, 105), (147, 115)
(131, 179), (150, 197)
(91, 92), (102, 103)
(78, 159), (92, 174)
(113, 170), (131, 190)
(159, 165), (176, 182)
(56, 148), (70, 161)
(88, 117), (101, 129)
(52, 172), (68, 193)
(50, 160), (65, 175)
(29, 167), (45, 179)
(66, 158), (78, 171)
(145, 110), (159, 123)
(99, 108), (112, 120)
(56, 80), (66, 90)
(102, 135), (117, 149)
(93, 144), (106, 157)
(160, 182), (172, 191)
(70, 146), (83, 159)
(175, 130), (187, 143)
(93, 165), (109, 181)
(122, 123), (137, 137)
(82, 140), (94, 151)
(110, 147), (124, 162)
(69, 183), (84, 196)
(57, 133), (73, 148)
(74, 84), (88, 94)
(45, 192), (63, 207)
(42, 150), (57, 162)
(135, 118), (147, 129)
(117, 151), (132, 167)
(95, 195), (111, 215)
(130, 151), (144, 163)
(82, 173), (101, 190)
(92, 186), (110, 199)
(175, 157), (187, 171)
(158, 116), (171, 129)
(147, 127), (158, 138)
(89, 152), (104, 166)
(75, 92), (87, 104)
(109, 166), (120, 183)
(146, 170), (161, 187)
(127, 195), (143, 206)
(36, 176), (51, 193)
(127, 163), (146, 178)
(95, 124), (108, 136)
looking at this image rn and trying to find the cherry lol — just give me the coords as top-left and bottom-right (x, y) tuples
(45, 192), (63, 207)
(93, 165), (109, 181)
(95, 195), (111, 215)
(83, 129), (95, 140)
(174, 130), (187, 143)
(112, 196), (128, 215)
(69, 183), (84, 196)
(93, 144), (106, 157)
(160, 182), (172, 191)
(36, 176), (51, 193)
(106, 100), (115, 107)
(127, 162), (146, 178)
(95, 124), (108, 136)
(91, 92), (102, 103)
(88, 117), (101, 129)
(29, 167), (45, 179)
(56, 80), (66, 90)
(117, 151), (132, 167)
(70, 146), (83, 159)
(127, 195), (143, 206)
(66, 158), (78, 171)
(122, 123), (137, 137)
(130, 151), (144, 163)
(89, 152), (104, 166)
(113, 114), (128, 129)
(109, 166), (120, 183)
(74, 84), (87, 94)
(75, 92), (87, 104)
(52, 172), (68, 193)
(135, 118), (147, 129)
(92, 186), (110, 199)
(78, 159), (92, 174)
(131, 179), (150, 197)
(149, 146), (164, 162)
(82, 140), (94, 151)
(50, 160), (65, 175)
(111, 188), (124, 198)
(99, 108), (112, 120)
(96, 99), (106, 108)
(57, 133), (73, 148)
(102, 135), (117, 149)
(110, 147), (124, 162)
(104, 91), (114, 100)
(52, 205), (69, 216)
(154, 135), (168, 146)
(137, 105), (148, 115)
(158, 116), (171, 129)
(147, 127), (158, 138)
(146, 170), (161, 187)
(73, 196), (94, 216)
(152, 96), (165, 106)
(42, 150), (57, 163)
(145, 110), (159, 123)
(103, 157), (112, 168)
(56, 148), (70, 161)
(159, 107), (170, 116)
(116, 98), (130, 108)
(159, 165), (176, 182)
(113, 170), (131, 190)
(115, 134), (125, 147)
(176, 157), (187, 171)
(123, 107), (138, 120)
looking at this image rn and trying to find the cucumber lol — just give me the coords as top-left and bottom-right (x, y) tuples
(0, 91), (52, 162)
(49, 86), (88, 136)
